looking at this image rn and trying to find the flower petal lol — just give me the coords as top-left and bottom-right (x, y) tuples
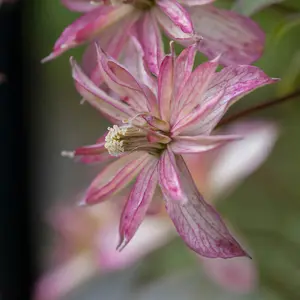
(118, 158), (159, 250)
(158, 55), (174, 122)
(185, 5), (265, 65)
(162, 152), (248, 258)
(136, 12), (164, 76)
(154, 6), (194, 41)
(178, 0), (215, 5)
(42, 5), (135, 62)
(83, 152), (152, 205)
(70, 57), (136, 122)
(173, 56), (219, 124)
(61, 0), (103, 12)
(157, 0), (194, 34)
(171, 134), (242, 154)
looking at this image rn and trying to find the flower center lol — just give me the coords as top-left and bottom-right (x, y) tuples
(104, 124), (171, 156)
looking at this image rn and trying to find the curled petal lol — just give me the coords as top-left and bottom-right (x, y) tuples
(157, 0), (194, 34)
(136, 12), (164, 76)
(158, 55), (174, 122)
(171, 134), (242, 154)
(83, 152), (152, 205)
(186, 5), (265, 65)
(161, 151), (248, 258)
(118, 158), (159, 250)
(42, 5), (135, 62)
(71, 57), (136, 122)
(61, 0), (103, 12)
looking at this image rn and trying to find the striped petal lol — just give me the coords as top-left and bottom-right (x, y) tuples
(162, 152), (248, 258)
(136, 12), (164, 76)
(42, 5), (135, 62)
(185, 5), (265, 65)
(70, 57), (135, 122)
(118, 158), (159, 250)
(171, 135), (242, 154)
(157, 0), (194, 34)
(82, 152), (152, 205)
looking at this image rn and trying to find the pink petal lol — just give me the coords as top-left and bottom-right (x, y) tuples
(161, 151), (248, 258)
(70, 57), (135, 122)
(172, 44), (197, 113)
(96, 46), (151, 112)
(173, 57), (219, 124)
(178, 0), (215, 5)
(202, 256), (257, 293)
(171, 89), (224, 136)
(158, 55), (174, 122)
(157, 0), (194, 34)
(118, 158), (159, 250)
(171, 134), (242, 154)
(42, 5), (135, 62)
(154, 6), (194, 41)
(185, 5), (265, 65)
(83, 152), (152, 205)
(61, 0), (103, 12)
(136, 12), (164, 76)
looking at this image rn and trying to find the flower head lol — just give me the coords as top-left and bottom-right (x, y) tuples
(44, 0), (265, 76)
(64, 40), (277, 258)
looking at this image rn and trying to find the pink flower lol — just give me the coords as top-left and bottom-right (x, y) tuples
(63, 41), (277, 259)
(43, 0), (265, 74)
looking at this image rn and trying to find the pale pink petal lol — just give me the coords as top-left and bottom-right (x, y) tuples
(70, 57), (136, 122)
(136, 12), (164, 76)
(171, 134), (242, 154)
(157, 0), (194, 34)
(178, 0), (215, 5)
(98, 217), (175, 271)
(83, 152), (152, 205)
(202, 256), (257, 293)
(158, 55), (174, 122)
(61, 0), (103, 12)
(173, 57), (219, 124)
(161, 150), (248, 258)
(208, 121), (278, 199)
(97, 46), (151, 112)
(118, 158), (159, 250)
(154, 6), (194, 41)
(185, 5), (265, 65)
(172, 44), (197, 114)
(42, 5), (135, 62)
(171, 90), (224, 136)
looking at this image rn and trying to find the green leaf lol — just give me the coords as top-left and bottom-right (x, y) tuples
(232, 0), (285, 16)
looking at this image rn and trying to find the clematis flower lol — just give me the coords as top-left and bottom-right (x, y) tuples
(43, 0), (265, 75)
(62, 41), (277, 259)
(35, 120), (278, 300)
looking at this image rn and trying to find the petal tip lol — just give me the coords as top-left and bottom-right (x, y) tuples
(61, 150), (75, 158)
(116, 235), (128, 252)
(41, 52), (57, 64)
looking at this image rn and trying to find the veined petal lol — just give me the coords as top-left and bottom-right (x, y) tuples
(157, 0), (194, 34)
(158, 149), (188, 203)
(174, 57), (219, 124)
(158, 55), (174, 122)
(171, 134), (242, 154)
(61, 0), (103, 12)
(163, 153), (248, 258)
(83, 152), (152, 205)
(185, 5), (265, 66)
(118, 158), (159, 250)
(171, 89), (224, 136)
(178, 0), (215, 5)
(154, 6), (194, 41)
(172, 44), (197, 114)
(42, 5), (135, 62)
(136, 12), (164, 76)
(70, 57), (135, 122)
(96, 46), (151, 112)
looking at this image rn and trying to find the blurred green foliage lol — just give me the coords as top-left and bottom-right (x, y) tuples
(27, 0), (300, 299)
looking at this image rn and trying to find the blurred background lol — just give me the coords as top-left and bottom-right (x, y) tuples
(2, 0), (300, 299)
